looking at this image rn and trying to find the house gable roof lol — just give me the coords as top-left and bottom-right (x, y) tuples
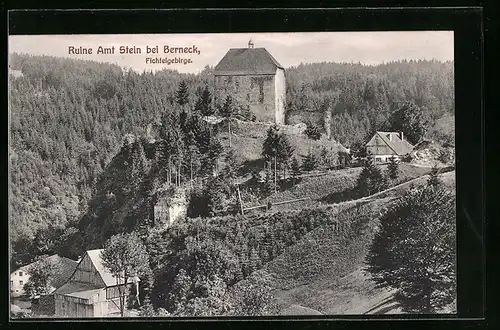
(86, 249), (140, 287)
(367, 131), (414, 156)
(86, 249), (119, 287)
(12, 255), (78, 289)
(214, 47), (284, 76)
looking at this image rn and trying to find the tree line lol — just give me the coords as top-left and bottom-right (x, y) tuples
(9, 53), (454, 271)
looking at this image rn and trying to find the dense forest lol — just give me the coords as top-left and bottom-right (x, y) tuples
(286, 60), (454, 146)
(9, 53), (454, 270)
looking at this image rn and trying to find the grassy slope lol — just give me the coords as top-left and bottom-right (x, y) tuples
(265, 163), (431, 212)
(220, 120), (347, 166)
(263, 171), (455, 315)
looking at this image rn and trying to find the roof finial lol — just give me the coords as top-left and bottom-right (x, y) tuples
(248, 39), (254, 48)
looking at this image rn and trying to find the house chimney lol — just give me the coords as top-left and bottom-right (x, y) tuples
(388, 133), (392, 141)
(400, 132), (404, 141)
(248, 39), (254, 48)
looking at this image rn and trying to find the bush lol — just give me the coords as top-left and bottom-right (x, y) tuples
(365, 185), (456, 313)
(301, 151), (318, 172)
(356, 156), (388, 196)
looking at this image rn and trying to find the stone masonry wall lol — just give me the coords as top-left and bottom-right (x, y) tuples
(274, 68), (286, 125)
(214, 74), (276, 123)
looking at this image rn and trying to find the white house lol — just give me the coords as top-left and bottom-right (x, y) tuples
(10, 255), (78, 298)
(366, 131), (414, 163)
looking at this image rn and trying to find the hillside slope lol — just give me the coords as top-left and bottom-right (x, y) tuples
(264, 171), (455, 315)
(221, 119), (347, 168)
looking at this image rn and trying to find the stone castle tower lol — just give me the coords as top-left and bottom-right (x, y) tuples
(213, 40), (286, 124)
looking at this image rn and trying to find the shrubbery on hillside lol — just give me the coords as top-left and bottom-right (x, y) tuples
(365, 181), (456, 313)
(9, 53), (454, 273)
(146, 205), (344, 315)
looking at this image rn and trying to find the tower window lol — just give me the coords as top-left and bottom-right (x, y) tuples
(259, 81), (264, 104)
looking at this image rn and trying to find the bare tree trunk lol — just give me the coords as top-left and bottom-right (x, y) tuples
(178, 162), (181, 187)
(274, 156), (277, 193)
(169, 159), (172, 186)
(236, 184), (244, 215)
(190, 158), (193, 189)
(118, 276), (125, 317)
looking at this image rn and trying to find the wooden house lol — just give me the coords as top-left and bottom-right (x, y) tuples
(366, 131), (414, 163)
(53, 249), (139, 317)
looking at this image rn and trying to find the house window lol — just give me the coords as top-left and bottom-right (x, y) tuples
(259, 81), (264, 104)
(19, 280), (23, 285)
(19, 271), (23, 276)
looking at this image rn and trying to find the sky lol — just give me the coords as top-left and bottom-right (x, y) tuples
(9, 31), (454, 74)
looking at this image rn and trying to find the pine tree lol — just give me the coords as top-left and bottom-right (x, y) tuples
(357, 153), (387, 196)
(204, 176), (229, 217)
(301, 150), (318, 172)
(222, 148), (238, 182)
(139, 294), (157, 317)
(262, 125), (281, 162)
(194, 86), (213, 117)
(176, 81), (189, 106)
(388, 101), (429, 145)
(179, 109), (189, 137)
(338, 150), (351, 168)
(428, 164), (442, 188)
(248, 247), (261, 273)
(206, 138), (223, 176)
(250, 168), (261, 183)
(185, 145), (202, 188)
(386, 156), (400, 180)
(130, 140), (148, 194)
(262, 125), (282, 192)
(304, 122), (322, 141)
(277, 134), (294, 179)
(262, 163), (273, 196)
(290, 156), (301, 184)
(219, 96), (235, 147)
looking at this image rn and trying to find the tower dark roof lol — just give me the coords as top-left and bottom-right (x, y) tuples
(214, 47), (284, 76)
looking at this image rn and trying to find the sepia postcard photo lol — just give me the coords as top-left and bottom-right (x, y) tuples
(8, 31), (456, 318)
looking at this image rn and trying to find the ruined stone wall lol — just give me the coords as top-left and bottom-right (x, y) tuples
(167, 192), (187, 226)
(274, 68), (286, 125)
(153, 188), (187, 228)
(214, 74), (276, 123)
